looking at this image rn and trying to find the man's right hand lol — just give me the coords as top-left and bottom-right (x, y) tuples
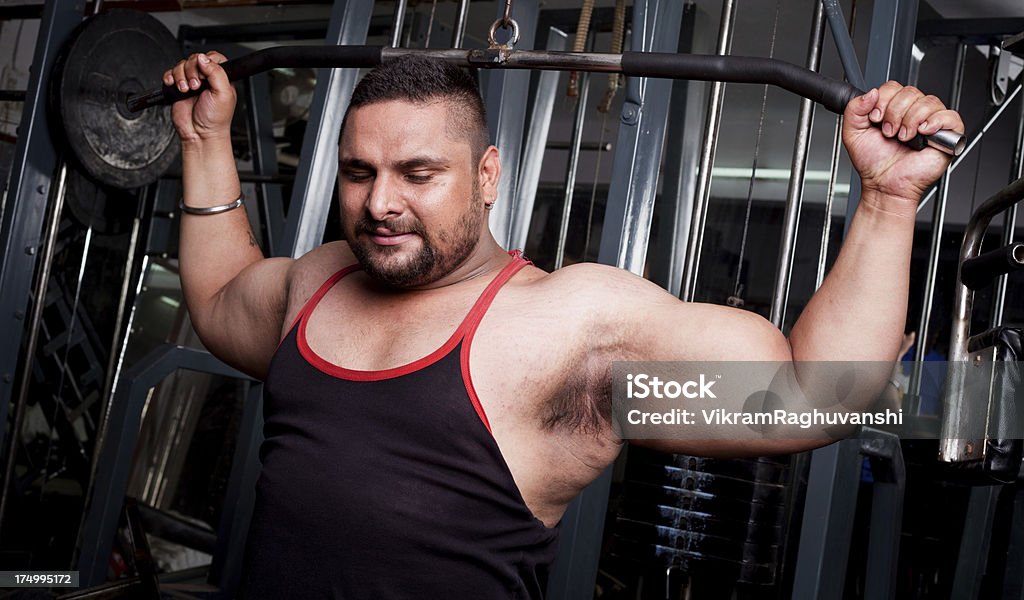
(163, 51), (235, 143)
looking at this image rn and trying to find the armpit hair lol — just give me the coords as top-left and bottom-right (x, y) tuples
(541, 354), (612, 435)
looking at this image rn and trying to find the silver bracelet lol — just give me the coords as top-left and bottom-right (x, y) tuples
(179, 193), (244, 216)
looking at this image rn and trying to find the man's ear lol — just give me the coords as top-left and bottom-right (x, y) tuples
(478, 145), (501, 205)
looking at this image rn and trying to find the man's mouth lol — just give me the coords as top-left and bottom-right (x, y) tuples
(366, 228), (417, 246)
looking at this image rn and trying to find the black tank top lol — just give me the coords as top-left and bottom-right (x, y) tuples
(239, 251), (561, 599)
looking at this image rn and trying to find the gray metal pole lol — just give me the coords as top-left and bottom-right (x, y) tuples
(0, 0), (83, 473)
(511, 27), (569, 252)
(770, 0), (827, 329)
(907, 43), (966, 412)
(650, 1), (704, 296)
(816, 116), (843, 290)
(0, 163), (68, 538)
(391, 0), (407, 48)
(485, 0), (541, 249)
(821, 0), (866, 91)
(554, 72), (590, 270)
(991, 93), (1024, 326)
(680, 0), (736, 301)
(452, 0), (471, 48)
(279, 0), (374, 258)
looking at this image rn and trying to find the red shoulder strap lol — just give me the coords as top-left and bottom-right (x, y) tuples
(459, 251), (531, 432)
(286, 263), (362, 332)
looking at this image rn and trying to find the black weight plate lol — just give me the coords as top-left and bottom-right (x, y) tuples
(614, 518), (780, 564)
(622, 482), (789, 524)
(624, 462), (789, 501)
(55, 10), (180, 189)
(609, 538), (778, 585)
(617, 501), (783, 544)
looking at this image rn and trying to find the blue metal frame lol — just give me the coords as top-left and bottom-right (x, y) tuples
(76, 345), (251, 586)
(0, 0), (84, 469)
(279, 0), (375, 258)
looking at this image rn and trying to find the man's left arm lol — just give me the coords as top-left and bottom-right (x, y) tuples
(788, 83), (963, 364)
(575, 83), (962, 456)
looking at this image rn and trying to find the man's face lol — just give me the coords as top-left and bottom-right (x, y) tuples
(338, 99), (496, 288)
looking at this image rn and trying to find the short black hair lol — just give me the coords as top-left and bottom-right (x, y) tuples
(340, 56), (489, 161)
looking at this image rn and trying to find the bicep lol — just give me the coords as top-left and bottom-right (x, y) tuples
(189, 257), (294, 379)
(581, 266), (792, 363)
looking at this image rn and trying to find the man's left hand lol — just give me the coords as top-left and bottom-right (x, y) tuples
(843, 81), (965, 208)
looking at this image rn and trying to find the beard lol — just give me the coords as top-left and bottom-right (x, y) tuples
(346, 190), (484, 288)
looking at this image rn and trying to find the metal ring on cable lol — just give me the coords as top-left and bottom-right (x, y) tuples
(487, 17), (520, 49)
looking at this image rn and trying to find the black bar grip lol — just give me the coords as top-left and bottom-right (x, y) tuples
(126, 45), (383, 112)
(619, 51), (964, 156)
(960, 242), (1024, 290)
(621, 51), (856, 114)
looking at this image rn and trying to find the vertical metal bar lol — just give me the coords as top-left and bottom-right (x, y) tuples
(649, 1), (703, 295)
(451, 0), (471, 48)
(209, 383), (265, 599)
(485, 0), (540, 249)
(548, 2), (683, 598)
(679, 0), (736, 301)
(595, 1), (685, 274)
(816, 117), (843, 289)
(246, 73), (286, 256)
(1002, 489), (1024, 600)
(391, 0), (408, 48)
(951, 486), (1000, 599)
(822, 0), (866, 91)
(862, 436), (905, 600)
(0, 0), (82, 470)
(554, 72), (590, 270)
(991, 93), (1024, 326)
(770, 0), (827, 329)
(0, 164), (68, 537)
(844, 0), (919, 232)
(279, 0), (374, 258)
(76, 347), (249, 585)
(791, 439), (864, 599)
(908, 44), (966, 412)
(510, 27), (569, 253)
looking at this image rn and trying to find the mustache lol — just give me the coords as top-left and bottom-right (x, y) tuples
(355, 217), (426, 236)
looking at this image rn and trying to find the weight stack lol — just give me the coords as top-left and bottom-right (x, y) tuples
(607, 446), (793, 597)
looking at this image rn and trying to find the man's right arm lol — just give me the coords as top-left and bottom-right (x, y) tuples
(170, 52), (292, 380)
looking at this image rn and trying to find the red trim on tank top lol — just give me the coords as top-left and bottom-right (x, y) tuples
(296, 251), (530, 398)
(459, 256), (529, 432)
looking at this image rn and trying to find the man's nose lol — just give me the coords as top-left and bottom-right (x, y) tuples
(365, 174), (403, 221)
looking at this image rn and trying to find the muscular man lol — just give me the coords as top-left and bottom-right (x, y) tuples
(165, 53), (962, 598)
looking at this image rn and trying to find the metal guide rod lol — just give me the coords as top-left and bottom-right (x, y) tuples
(939, 175), (1024, 462)
(554, 72), (590, 270)
(0, 163), (68, 538)
(680, 0), (736, 302)
(451, 0), (470, 48)
(816, 116), (843, 290)
(770, 0), (827, 328)
(126, 46), (965, 156)
(992, 93), (1024, 326)
(908, 43), (966, 413)
(390, 0), (407, 48)
(511, 28), (569, 252)
(821, 0), (866, 90)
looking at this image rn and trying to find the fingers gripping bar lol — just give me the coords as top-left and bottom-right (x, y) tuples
(129, 46), (965, 156)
